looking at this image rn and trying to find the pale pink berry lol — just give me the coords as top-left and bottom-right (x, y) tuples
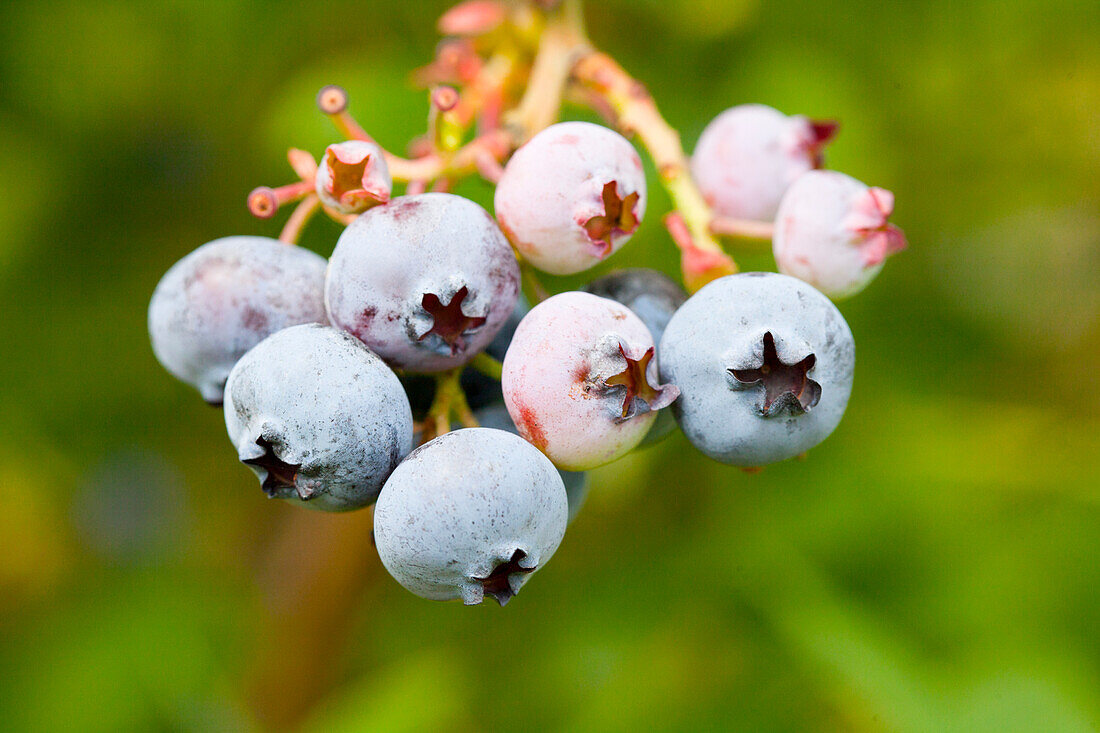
(772, 170), (907, 299)
(315, 140), (392, 215)
(691, 104), (837, 221)
(494, 121), (647, 275)
(502, 292), (678, 471)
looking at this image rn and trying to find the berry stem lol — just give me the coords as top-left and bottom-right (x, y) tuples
(519, 259), (550, 304)
(569, 51), (738, 290)
(710, 216), (775, 241)
(422, 368), (479, 444)
(470, 352), (504, 381)
(504, 1), (588, 143)
(278, 194), (322, 245)
(247, 180), (313, 219)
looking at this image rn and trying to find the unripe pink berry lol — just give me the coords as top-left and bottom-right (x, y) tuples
(772, 170), (907, 298)
(494, 121), (647, 275)
(502, 292), (678, 471)
(315, 140), (392, 215)
(691, 104), (837, 221)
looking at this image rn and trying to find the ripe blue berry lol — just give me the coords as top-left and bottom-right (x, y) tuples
(374, 428), (567, 606)
(494, 121), (647, 275)
(325, 193), (520, 372)
(148, 236), (327, 405)
(659, 273), (854, 466)
(691, 104), (837, 221)
(223, 324), (413, 511)
(474, 402), (589, 524)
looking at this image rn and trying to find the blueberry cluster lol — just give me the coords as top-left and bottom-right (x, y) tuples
(148, 0), (906, 607)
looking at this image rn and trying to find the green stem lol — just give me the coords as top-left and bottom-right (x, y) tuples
(470, 352), (504, 381)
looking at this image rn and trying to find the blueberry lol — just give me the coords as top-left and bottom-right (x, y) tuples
(325, 193), (520, 372)
(148, 236), (327, 405)
(373, 428), (567, 606)
(223, 324), (413, 511)
(474, 403), (588, 524)
(494, 121), (647, 275)
(659, 272), (854, 466)
(502, 291), (678, 470)
(773, 170), (907, 298)
(584, 268), (687, 447)
(691, 104), (837, 221)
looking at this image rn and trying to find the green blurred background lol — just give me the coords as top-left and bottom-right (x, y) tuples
(1, 0), (1098, 730)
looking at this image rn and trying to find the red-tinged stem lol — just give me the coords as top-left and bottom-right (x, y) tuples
(570, 50), (738, 290)
(504, 2), (588, 142)
(328, 108), (375, 145)
(666, 212), (739, 293)
(710, 216), (775, 241)
(278, 194), (321, 245)
(475, 148), (505, 183)
(287, 148), (318, 181)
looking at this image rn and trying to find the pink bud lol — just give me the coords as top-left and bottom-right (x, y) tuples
(773, 171), (907, 298)
(691, 104), (838, 221)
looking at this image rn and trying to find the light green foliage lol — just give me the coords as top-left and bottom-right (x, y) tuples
(0, 0), (1098, 730)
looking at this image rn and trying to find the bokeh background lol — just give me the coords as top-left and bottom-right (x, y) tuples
(1, 0), (1098, 730)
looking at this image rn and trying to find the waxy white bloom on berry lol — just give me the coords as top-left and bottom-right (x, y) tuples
(325, 193), (520, 372)
(494, 121), (647, 275)
(374, 428), (567, 606)
(773, 170), (907, 298)
(148, 236), (327, 405)
(315, 140), (392, 215)
(502, 292), (678, 471)
(224, 324), (413, 511)
(659, 273), (854, 467)
(691, 104), (837, 221)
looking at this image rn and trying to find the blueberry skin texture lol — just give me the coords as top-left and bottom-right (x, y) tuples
(474, 403), (589, 524)
(584, 269), (687, 447)
(325, 193), (520, 373)
(659, 273), (855, 466)
(224, 324), (413, 511)
(148, 236), (327, 404)
(374, 428), (567, 605)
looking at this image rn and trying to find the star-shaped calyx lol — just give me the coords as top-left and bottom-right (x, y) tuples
(418, 286), (486, 355)
(473, 549), (534, 607)
(323, 147), (390, 210)
(583, 181), (640, 257)
(729, 332), (821, 416)
(242, 437), (313, 500)
(603, 343), (680, 420)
